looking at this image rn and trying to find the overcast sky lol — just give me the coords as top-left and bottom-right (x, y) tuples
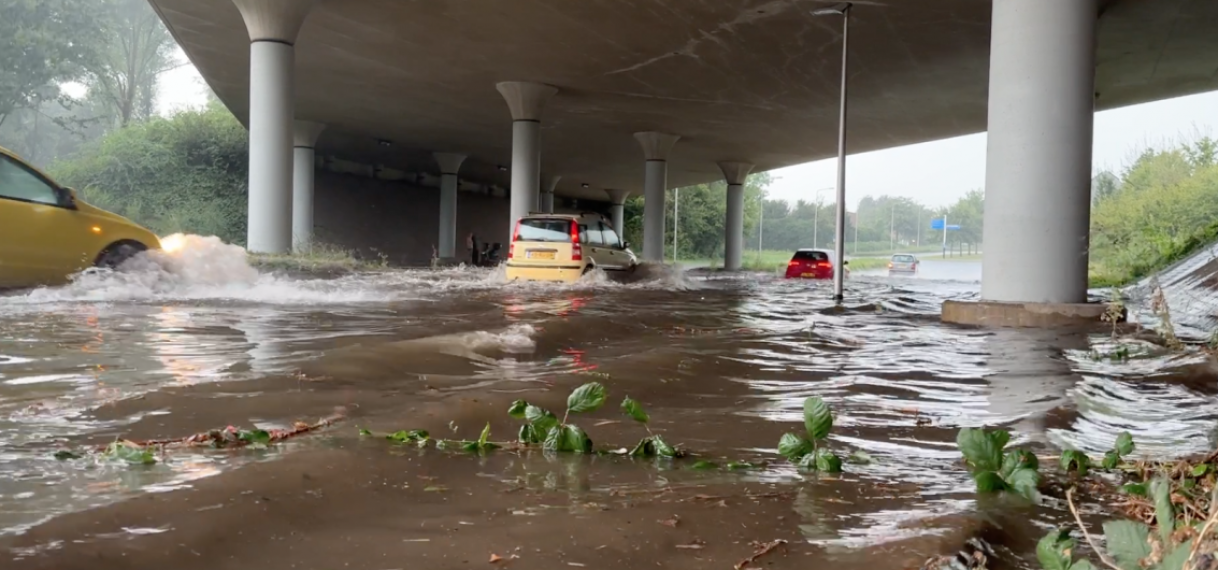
(158, 51), (1217, 211)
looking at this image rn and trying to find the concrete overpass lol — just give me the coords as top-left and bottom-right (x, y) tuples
(151, 0), (1218, 322)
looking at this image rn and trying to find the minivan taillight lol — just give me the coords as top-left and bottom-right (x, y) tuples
(570, 220), (582, 261)
(508, 220), (521, 259)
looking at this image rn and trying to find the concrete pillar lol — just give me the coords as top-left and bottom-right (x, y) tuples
(605, 189), (630, 240)
(433, 153), (467, 259)
(718, 161), (754, 271)
(292, 121), (325, 252)
(496, 82), (558, 237)
(232, 0), (318, 254)
(634, 132), (680, 262)
(981, 0), (1096, 303)
(540, 175), (560, 214)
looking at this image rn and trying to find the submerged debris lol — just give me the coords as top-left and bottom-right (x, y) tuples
(99, 412), (347, 451)
(919, 538), (993, 570)
(51, 412), (347, 463)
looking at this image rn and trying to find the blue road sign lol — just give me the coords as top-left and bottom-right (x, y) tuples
(929, 219), (961, 230)
(947, 224), (961, 230)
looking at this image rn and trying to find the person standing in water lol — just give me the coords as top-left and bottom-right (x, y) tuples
(466, 232), (480, 266)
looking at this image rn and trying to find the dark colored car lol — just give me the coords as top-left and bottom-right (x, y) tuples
(785, 249), (844, 280)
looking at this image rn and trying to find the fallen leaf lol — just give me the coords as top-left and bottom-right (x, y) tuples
(489, 554), (503, 564)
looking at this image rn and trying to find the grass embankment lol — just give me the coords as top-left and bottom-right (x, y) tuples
(248, 243), (389, 276)
(733, 250), (981, 273)
(1089, 220), (1218, 288)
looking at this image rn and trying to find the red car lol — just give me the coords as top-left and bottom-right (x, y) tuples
(785, 249), (847, 280)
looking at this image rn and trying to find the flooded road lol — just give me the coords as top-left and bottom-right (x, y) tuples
(1, 240), (1215, 569)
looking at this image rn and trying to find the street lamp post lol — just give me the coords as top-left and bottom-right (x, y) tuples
(813, 1), (852, 303)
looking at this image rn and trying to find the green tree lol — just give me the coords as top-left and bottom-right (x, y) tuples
(87, 0), (179, 128)
(0, 0), (108, 129)
(1092, 171), (1120, 206)
(50, 101), (249, 243)
(625, 172), (773, 261)
(1090, 137), (1218, 285)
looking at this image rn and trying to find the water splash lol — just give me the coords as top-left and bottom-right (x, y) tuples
(5, 235), (700, 307)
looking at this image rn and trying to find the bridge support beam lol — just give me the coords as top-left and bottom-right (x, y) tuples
(433, 153), (467, 260)
(496, 82), (557, 239)
(605, 189), (630, 241)
(718, 162), (754, 271)
(233, 0), (318, 253)
(634, 132), (680, 263)
(944, 0), (1105, 327)
(540, 175), (560, 214)
(292, 121), (325, 252)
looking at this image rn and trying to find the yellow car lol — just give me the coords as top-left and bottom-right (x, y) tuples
(0, 146), (161, 288)
(505, 213), (638, 283)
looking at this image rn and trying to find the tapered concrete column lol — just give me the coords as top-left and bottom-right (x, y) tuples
(291, 121), (324, 252)
(634, 132), (680, 262)
(433, 153), (467, 259)
(232, 0), (318, 253)
(718, 162), (754, 271)
(540, 175), (560, 214)
(605, 189), (630, 240)
(496, 82), (558, 236)
(981, 0), (1096, 304)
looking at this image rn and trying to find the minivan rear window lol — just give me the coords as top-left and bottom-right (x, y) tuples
(516, 219), (571, 242)
(792, 250), (829, 261)
(893, 255), (915, 262)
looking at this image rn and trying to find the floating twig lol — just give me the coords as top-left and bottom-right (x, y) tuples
(93, 412), (346, 452)
(734, 539), (787, 570)
(1066, 488), (1124, 570)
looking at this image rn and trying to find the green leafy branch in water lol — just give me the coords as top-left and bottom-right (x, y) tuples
(1061, 450), (1093, 477)
(777, 397), (842, 473)
(361, 428), (431, 447)
(956, 427), (1039, 499)
(461, 423), (499, 454)
(621, 396), (680, 458)
(1058, 432), (1136, 477)
(1104, 431), (1136, 469)
(507, 382), (606, 453)
(103, 441), (157, 465)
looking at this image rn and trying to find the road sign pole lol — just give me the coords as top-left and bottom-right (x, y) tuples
(941, 213), (948, 258)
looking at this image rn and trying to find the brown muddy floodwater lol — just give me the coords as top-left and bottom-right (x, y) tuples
(1, 238), (1216, 570)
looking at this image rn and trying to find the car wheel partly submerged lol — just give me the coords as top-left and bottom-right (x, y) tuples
(95, 242), (147, 269)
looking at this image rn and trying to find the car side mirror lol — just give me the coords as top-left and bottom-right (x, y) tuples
(622, 241), (630, 249)
(843, 260), (850, 266)
(56, 186), (78, 209)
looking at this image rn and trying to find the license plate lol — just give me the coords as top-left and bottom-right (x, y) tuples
(527, 250), (555, 260)
(801, 273), (815, 277)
